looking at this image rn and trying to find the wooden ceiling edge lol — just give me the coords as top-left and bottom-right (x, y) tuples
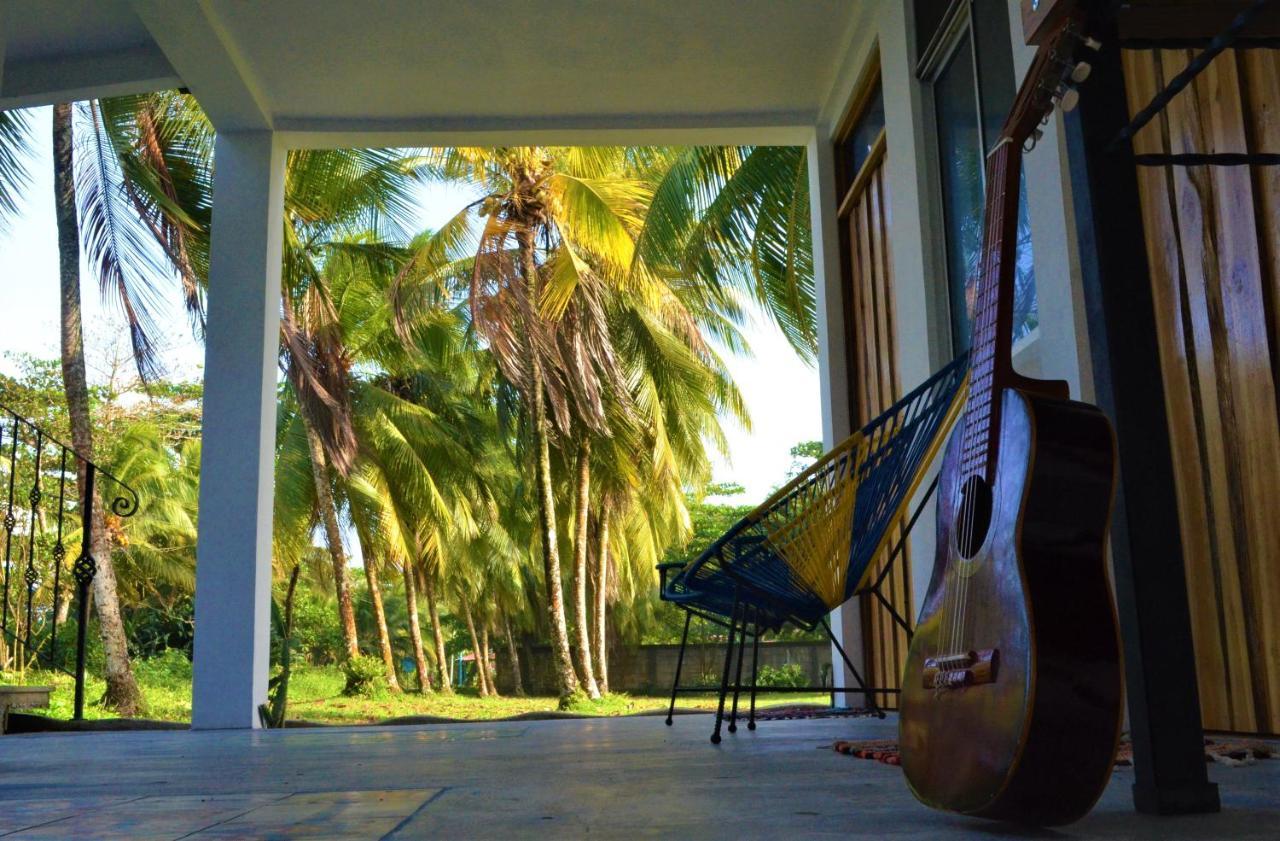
(1117, 2), (1280, 42)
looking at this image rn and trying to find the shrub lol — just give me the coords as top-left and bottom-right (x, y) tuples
(756, 662), (807, 689)
(342, 654), (388, 698)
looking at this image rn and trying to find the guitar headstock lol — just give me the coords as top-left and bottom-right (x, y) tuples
(1002, 14), (1102, 149)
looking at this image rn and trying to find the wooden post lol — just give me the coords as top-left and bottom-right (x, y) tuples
(1062, 0), (1219, 815)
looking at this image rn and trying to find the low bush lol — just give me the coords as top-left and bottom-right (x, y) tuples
(342, 654), (388, 698)
(756, 662), (807, 689)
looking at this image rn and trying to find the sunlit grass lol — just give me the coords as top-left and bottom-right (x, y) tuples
(3, 660), (832, 726)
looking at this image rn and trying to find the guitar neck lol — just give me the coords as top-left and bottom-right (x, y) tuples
(959, 139), (1025, 481)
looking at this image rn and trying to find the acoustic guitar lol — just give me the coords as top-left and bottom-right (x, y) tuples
(898, 14), (1122, 827)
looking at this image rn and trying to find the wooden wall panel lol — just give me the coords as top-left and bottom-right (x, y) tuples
(1122, 48), (1280, 735)
(838, 132), (910, 710)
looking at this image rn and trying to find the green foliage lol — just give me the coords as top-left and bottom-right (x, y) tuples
(3, 106), (822, 697)
(787, 440), (824, 478)
(132, 648), (193, 685)
(123, 599), (195, 659)
(756, 662), (807, 689)
(289, 591), (348, 665)
(342, 654), (390, 698)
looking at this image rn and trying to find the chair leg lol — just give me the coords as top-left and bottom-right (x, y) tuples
(666, 611), (692, 726)
(711, 597), (740, 745)
(747, 614), (761, 731)
(727, 609), (749, 734)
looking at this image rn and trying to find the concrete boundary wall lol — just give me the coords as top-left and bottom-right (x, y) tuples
(496, 641), (833, 697)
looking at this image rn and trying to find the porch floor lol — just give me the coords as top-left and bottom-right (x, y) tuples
(0, 712), (1275, 839)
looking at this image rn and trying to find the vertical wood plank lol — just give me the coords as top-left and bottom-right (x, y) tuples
(1193, 49), (1280, 733)
(1164, 47), (1261, 732)
(839, 137), (913, 709)
(1122, 48), (1233, 732)
(1240, 51), (1280, 733)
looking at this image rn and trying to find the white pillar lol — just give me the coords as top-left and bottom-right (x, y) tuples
(192, 131), (284, 730)
(808, 127), (867, 707)
(879, 0), (948, 621)
(1004, 0), (1095, 400)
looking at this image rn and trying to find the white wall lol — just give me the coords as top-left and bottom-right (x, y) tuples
(1004, 0), (1096, 401)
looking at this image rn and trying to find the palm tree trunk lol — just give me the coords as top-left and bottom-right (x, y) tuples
(460, 594), (489, 696)
(517, 230), (578, 702)
(52, 102), (143, 717)
(301, 418), (359, 660)
(480, 624), (499, 697)
(572, 441), (600, 698)
(423, 571), (452, 693)
(502, 616), (526, 696)
(593, 503), (610, 694)
(361, 552), (400, 692)
(402, 562), (431, 692)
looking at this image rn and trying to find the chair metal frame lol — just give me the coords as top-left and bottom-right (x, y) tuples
(657, 354), (967, 744)
(661, 477), (936, 742)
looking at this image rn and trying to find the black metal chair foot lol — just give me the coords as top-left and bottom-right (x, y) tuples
(747, 721), (756, 731)
(728, 722), (737, 734)
(664, 716), (673, 726)
(710, 732), (722, 744)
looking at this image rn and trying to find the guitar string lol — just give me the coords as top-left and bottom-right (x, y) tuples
(957, 142), (1007, 660)
(939, 137), (1005, 663)
(957, 151), (993, 660)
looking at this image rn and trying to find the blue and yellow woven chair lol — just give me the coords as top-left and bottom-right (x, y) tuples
(659, 353), (969, 742)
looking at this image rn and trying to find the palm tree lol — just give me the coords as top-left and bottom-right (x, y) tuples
(51, 102), (152, 714)
(0, 110), (31, 227)
(395, 147), (668, 700)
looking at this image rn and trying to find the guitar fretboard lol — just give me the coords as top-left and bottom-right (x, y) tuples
(958, 140), (1023, 481)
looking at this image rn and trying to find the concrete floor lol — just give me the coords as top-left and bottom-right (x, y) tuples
(0, 713), (1275, 839)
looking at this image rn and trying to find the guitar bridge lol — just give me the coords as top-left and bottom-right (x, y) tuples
(923, 649), (999, 689)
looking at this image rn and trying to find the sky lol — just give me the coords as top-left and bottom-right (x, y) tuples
(0, 106), (820, 505)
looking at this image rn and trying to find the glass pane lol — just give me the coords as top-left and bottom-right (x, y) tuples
(934, 27), (1039, 353)
(973, 0), (1018, 152)
(934, 38), (985, 354)
(843, 86), (886, 180)
(1012, 172), (1039, 342)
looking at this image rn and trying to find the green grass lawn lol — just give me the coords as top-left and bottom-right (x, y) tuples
(2, 660), (833, 726)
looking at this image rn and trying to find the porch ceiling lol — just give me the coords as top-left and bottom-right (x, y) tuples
(2, 0), (867, 142)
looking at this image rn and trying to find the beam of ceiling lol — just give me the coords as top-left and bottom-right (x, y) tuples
(130, 0), (270, 130)
(275, 111), (818, 151)
(0, 44), (178, 111)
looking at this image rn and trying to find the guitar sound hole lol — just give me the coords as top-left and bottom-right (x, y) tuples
(955, 475), (994, 559)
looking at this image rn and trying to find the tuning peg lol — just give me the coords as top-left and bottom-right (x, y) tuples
(1071, 61), (1092, 83)
(1056, 87), (1081, 113)
(1083, 36), (1103, 52)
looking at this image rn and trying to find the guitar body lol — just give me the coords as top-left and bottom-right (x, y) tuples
(899, 388), (1123, 826)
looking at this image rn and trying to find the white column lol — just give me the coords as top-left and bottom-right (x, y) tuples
(1004, 0), (1095, 400)
(192, 131), (284, 730)
(808, 127), (866, 708)
(879, 0), (948, 620)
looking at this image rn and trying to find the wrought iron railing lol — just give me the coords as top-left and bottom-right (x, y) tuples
(0, 402), (139, 719)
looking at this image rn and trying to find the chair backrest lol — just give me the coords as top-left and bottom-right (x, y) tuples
(745, 353), (969, 611)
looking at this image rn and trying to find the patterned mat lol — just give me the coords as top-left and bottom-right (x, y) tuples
(752, 705), (880, 722)
(827, 737), (1277, 768)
